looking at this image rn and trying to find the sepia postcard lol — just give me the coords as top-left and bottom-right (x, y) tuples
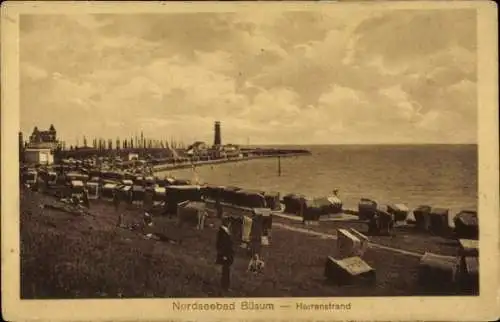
(1, 1), (499, 321)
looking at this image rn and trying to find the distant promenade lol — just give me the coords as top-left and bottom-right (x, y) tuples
(152, 150), (311, 172)
(49, 146), (312, 172)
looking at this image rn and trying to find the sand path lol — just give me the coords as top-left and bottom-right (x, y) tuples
(271, 222), (424, 258)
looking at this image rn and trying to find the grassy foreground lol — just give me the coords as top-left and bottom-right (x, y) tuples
(21, 188), (468, 298)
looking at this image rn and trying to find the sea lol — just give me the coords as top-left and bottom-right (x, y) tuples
(159, 145), (478, 213)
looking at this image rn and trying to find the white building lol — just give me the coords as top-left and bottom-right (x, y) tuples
(24, 148), (54, 165)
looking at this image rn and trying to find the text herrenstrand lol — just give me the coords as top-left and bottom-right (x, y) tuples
(296, 302), (352, 311)
(172, 301), (274, 311)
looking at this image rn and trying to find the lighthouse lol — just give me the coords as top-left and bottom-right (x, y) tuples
(214, 121), (221, 147)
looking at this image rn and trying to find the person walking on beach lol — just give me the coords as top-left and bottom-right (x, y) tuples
(216, 217), (234, 291)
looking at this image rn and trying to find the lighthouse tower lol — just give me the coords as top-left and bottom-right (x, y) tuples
(214, 121), (221, 147)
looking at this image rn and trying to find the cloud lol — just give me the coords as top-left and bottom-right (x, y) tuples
(19, 10), (477, 145)
(21, 63), (49, 81)
(351, 10), (476, 67)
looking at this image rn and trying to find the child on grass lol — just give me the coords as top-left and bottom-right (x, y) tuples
(247, 253), (265, 274)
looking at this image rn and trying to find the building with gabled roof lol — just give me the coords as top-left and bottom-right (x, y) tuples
(27, 124), (59, 151)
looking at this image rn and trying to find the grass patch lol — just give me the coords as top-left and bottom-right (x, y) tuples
(20, 189), (470, 298)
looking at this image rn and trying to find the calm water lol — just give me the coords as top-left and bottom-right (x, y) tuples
(160, 145), (478, 212)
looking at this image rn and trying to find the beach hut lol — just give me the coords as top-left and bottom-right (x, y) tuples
(107, 171), (124, 182)
(234, 189), (267, 208)
(65, 172), (89, 183)
(264, 191), (281, 211)
(244, 208), (273, 252)
(283, 193), (306, 215)
(23, 169), (38, 186)
(220, 186), (242, 204)
(387, 204), (410, 222)
(336, 228), (369, 259)
(358, 198), (378, 220)
(301, 198), (322, 222)
(327, 195), (343, 214)
(413, 205), (432, 231)
(229, 214), (244, 244)
(121, 179), (134, 186)
(118, 185), (132, 202)
(88, 176), (101, 187)
(176, 201), (207, 229)
(324, 256), (376, 286)
(418, 252), (459, 293)
(457, 256), (479, 294)
(131, 185), (145, 204)
(256, 208), (273, 243)
(368, 210), (394, 236)
(70, 180), (85, 199)
(312, 196), (342, 216)
(453, 210), (478, 240)
(101, 183), (118, 200)
(134, 176), (145, 186)
(165, 177), (176, 185)
(429, 207), (450, 236)
(153, 186), (166, 203)
(164, 185), (203, 214)
(201, 184), (224, 201)
(212, 206), (273, 251)
(85, 181), (100, 200)
(144, 176), (156, 188)
(45, 171), (58, 186)
(458, 239), (479, 257)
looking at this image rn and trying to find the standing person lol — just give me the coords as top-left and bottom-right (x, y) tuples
(143, 187), (154, 214)
(82, 187), (90, 209)
(216, 217), (234, 291)
(116, 213), (124, 228)
(250, 213), (263, 257)
(197, 207), (207, 230)
(113, 189), (120, 212)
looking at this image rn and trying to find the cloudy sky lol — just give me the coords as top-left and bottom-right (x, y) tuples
(20, 8), (477, 145)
